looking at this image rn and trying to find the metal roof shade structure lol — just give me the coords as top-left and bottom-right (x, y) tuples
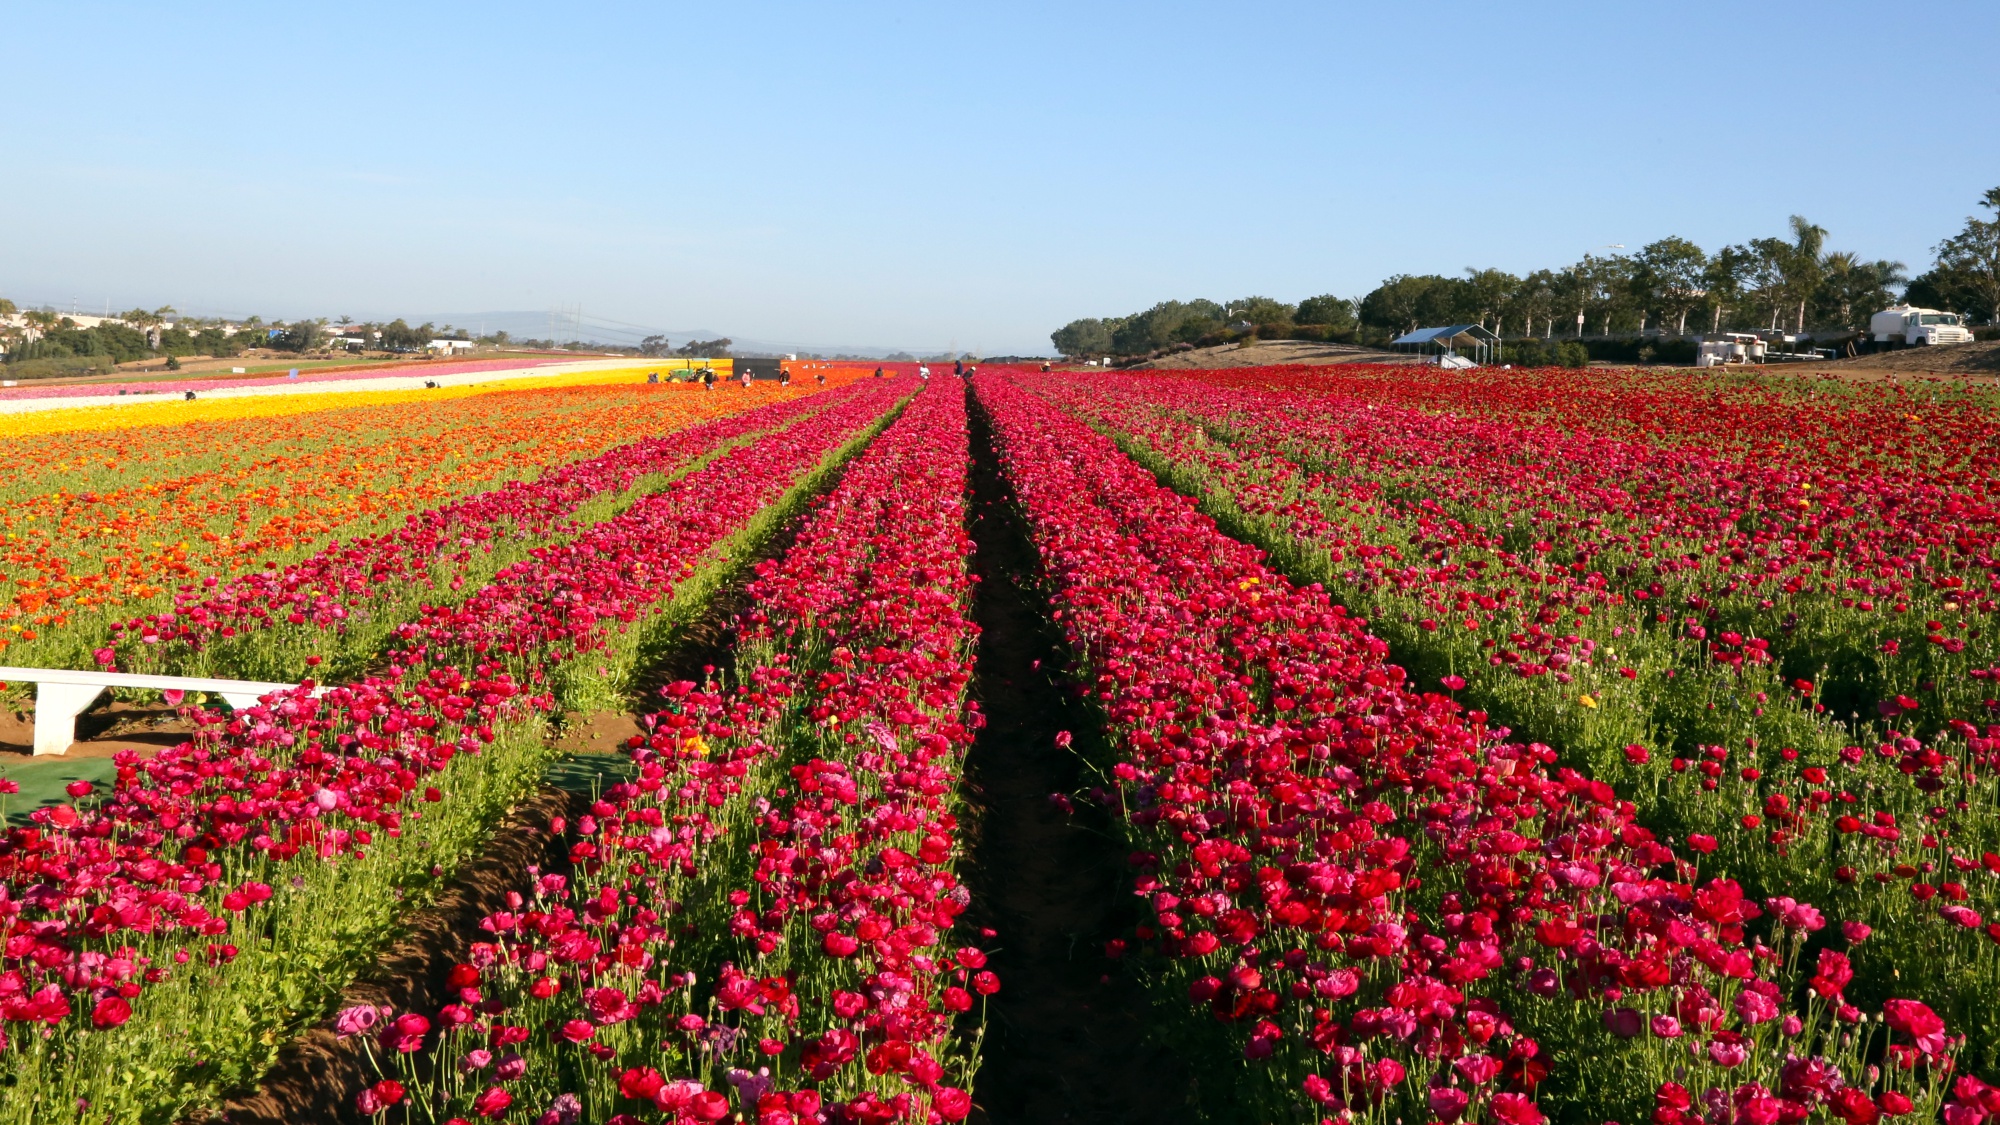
(1390, 324), (1501, 366)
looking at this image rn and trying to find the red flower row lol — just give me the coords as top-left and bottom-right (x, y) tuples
(344, 382), (988, 1124)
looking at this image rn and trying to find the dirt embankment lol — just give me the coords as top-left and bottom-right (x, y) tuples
(1108, 339), (1417, 370)
(1806, 339), (2000, 380)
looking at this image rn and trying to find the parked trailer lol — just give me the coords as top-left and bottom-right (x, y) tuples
(1696, 333), (1765, 367)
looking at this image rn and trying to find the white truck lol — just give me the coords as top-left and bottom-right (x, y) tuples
(1871, 304), (1975, 347)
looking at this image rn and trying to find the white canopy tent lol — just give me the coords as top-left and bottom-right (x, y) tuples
(1390, 324), (1500, 366)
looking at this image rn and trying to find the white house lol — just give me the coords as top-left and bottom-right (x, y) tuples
(426, 338), (476, 354)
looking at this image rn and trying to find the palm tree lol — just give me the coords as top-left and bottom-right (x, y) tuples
(1817, 253), (1905, 330)
(1778, 216), (1828, 332)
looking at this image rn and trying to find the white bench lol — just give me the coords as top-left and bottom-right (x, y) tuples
(0, 666), (325, 756)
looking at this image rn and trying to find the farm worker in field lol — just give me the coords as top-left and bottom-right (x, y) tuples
(874, 366), (883, 378)
(918, 363), (930, 380)
(954, 358), (964, 377)
(702, 367), (716, 391)
(816, 372), (826, 385)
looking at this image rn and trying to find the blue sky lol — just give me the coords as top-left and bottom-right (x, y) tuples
(3, 0), (1995, 354)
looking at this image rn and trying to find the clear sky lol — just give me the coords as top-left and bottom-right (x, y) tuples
(3, 0), (1995, 355)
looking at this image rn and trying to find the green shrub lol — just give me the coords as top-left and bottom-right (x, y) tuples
(1, 354), (118, 379)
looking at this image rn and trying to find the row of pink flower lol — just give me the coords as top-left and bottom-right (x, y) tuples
(0, 380), (909, 1065)
(341, 382), (988, 1124)
(972, 369), (1981, 1125)
(98, 386), (842, 679)
(0, 357), (572, 400)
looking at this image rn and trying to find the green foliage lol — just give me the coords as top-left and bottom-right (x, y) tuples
(1228, 295), (1296, 327)
(1294, 294), (1356, 330)
(376, 318), (435, 351)
(156, 326), (247, 358)
(1359, 274), (1472, 336)
(0, 354), (118, 379)
(1111, 300), (1224, 355)
(675, 337), (732, 358)
(1635, 236), (1709, 334)
(1508, 336), (1657, 367)
(276, 319), (325, 352)
(7, 321), (153, 365)
(1818, 252), (1907, 331)
(1922, 186), (2000, 324)
(1051, 317), (1115, 357)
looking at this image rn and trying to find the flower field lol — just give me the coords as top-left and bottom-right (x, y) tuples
(0, 371), (826, 680)
(4, 361), (1998, 1125)
(974, 365), (2000, 1124)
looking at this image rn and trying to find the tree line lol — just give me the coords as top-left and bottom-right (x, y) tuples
(1053, 187), (2000, 360)
(0, 305), (494, 378)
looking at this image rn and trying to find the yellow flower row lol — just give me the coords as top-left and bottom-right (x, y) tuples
(0, 364), (718, 439)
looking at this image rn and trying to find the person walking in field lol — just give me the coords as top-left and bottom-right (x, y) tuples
(702, 366), (716, 391)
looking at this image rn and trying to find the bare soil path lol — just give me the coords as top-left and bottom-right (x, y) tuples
(1807, 338), (2000, 381)
(959, 386), (1197, 1125)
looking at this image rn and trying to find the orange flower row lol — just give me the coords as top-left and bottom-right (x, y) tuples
(0, 378), (837, 662)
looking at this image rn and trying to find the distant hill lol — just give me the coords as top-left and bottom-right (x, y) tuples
(410, 311), (947, 359)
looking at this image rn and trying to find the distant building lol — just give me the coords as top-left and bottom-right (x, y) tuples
(427, 338), (476, 354)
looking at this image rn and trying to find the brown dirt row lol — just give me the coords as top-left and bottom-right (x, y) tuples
(959, 387), (1197, 1124)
